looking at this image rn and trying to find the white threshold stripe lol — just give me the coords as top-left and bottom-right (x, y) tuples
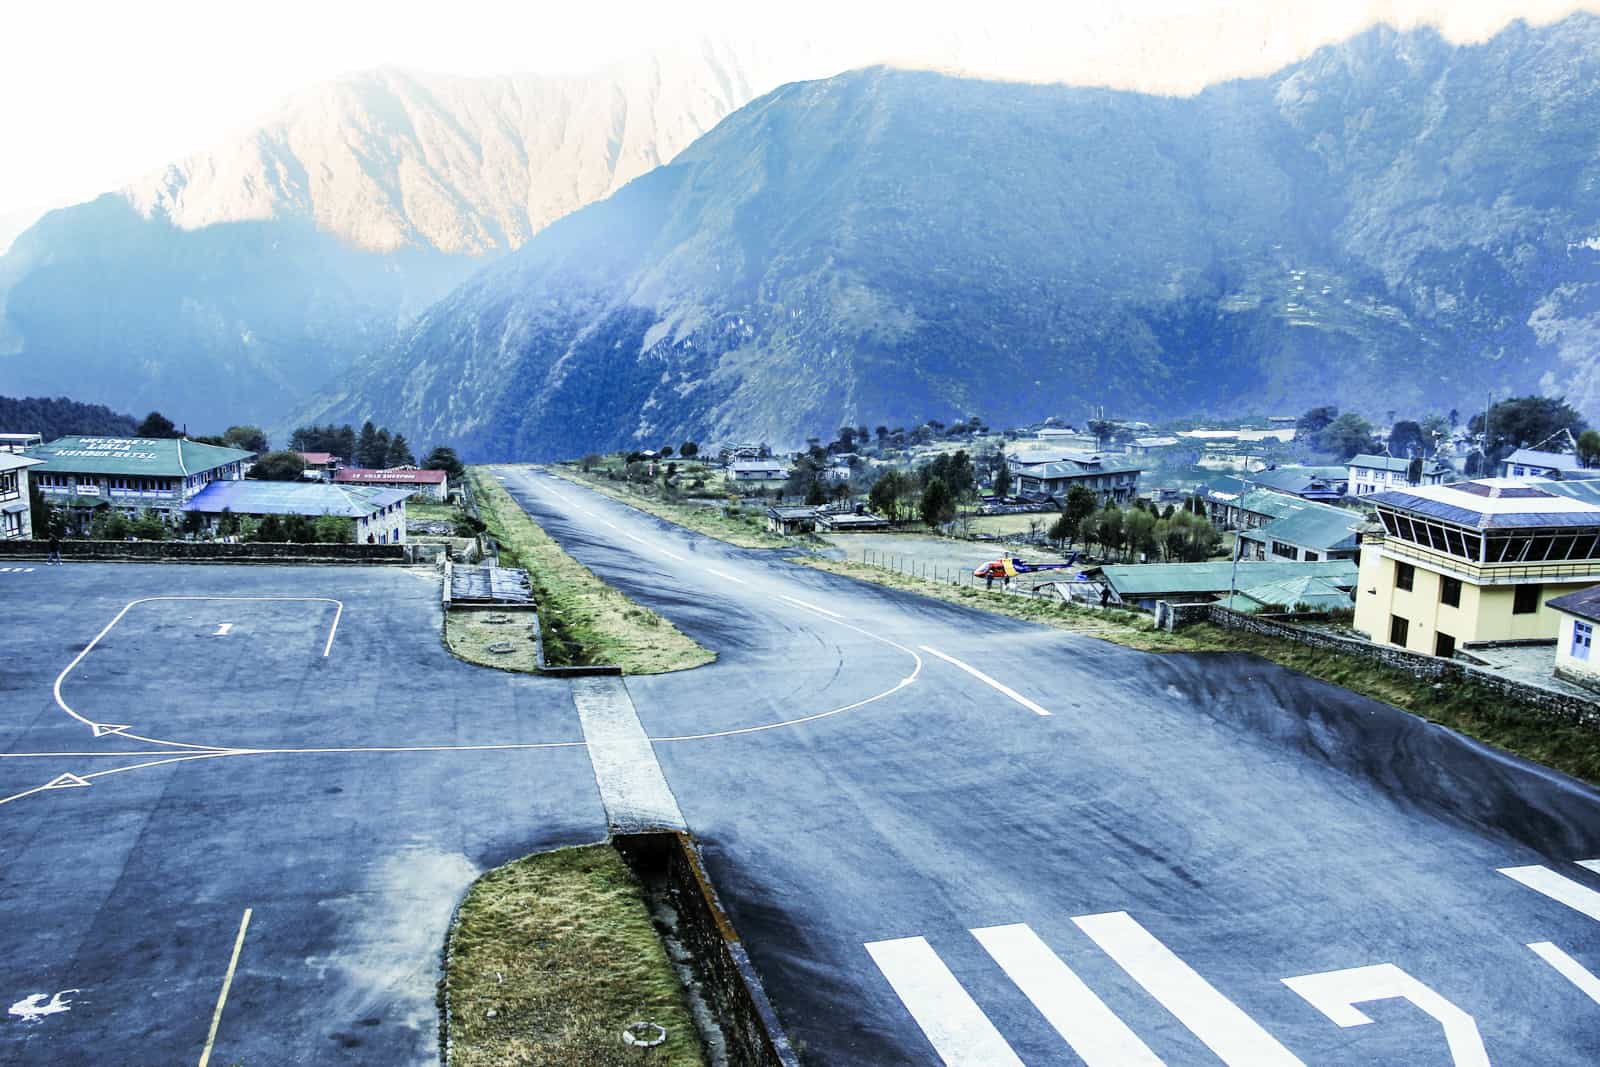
(1072, 912), (1306, 1067)
(865, 937), (1024, 1067)
(1498, 865), (1600, 922)
(971, 924), (1164, 1066)
(778, 594), (845, 620)
(1529, 942), (1600, 1004)
(705, 567), (747, 585)
(1578, 859), (1600, 877)
(919, 646), (1051, 716)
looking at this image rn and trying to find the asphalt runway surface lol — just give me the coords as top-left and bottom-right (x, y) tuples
(0, 564), (604, 1065)
(3, 468), (1600, 1065)
(496, 467), (1600, 1067)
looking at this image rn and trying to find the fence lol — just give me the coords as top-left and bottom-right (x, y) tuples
(857, 547), (1076, 598)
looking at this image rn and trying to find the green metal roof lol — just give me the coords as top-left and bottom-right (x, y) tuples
(1231, 575), (1354, 612)
(1236, 488), (1303, 519)
(29, 436), (254, 477)
(1243, 502), (1365, 552)
(1094, 559), (1358, 597)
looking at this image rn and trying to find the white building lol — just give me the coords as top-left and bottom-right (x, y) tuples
(0, 453), (43, 540)
(183, 481), (409, 544)
(1501, 448), (1582, 480)
(1348, 454), (1449, 497)
(729, 459), (788, 483)
(1548, 586), (1599, 692)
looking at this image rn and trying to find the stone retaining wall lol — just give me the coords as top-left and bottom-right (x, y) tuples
(615, 832), (799, 1067)
(1203, 603), (1600, 729)
(0, 539), (406, 564)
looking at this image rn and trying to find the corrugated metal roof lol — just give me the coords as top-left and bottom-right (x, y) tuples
(0, 453), (43, 472)
(1245, 503), (1364, 551)
(1504, 448), (1580, 471)
(183, 481), (408, 517)
(29, 436), (253, 477)
(1093, 559), (1358, 597)
(1548, 584), (1600, 623)
(1372, 481), (1600, 529)
(1349, 453), (1448, 475)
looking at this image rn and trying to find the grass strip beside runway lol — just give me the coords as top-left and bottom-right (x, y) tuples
(554, 464), (789, 549)
(444, 844), (706, 1067)
(470, 470), (715, 674)
(800, 556), (1600, 787)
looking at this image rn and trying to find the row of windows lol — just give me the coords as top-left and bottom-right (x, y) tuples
(1380, 509), (1600, 563)
(1395, 561), (1539, 612)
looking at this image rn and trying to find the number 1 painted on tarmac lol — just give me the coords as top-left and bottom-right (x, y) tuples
(213, 623), (233, 636)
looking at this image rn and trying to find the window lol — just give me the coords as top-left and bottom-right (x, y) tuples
(1389, 615), (1410, 646)
(1513, 584), (1541, 615)
(1395, 562), (1415, 591)
(1440, 577), (1461, 608)
(1435, 632), (1456, 659)
(1574, 621), (1593, 662)
(1304, 551), (1319, 562)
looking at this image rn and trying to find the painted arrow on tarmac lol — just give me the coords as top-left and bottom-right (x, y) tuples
(43, 773), (90, 790)
(90, 723), (132, 738)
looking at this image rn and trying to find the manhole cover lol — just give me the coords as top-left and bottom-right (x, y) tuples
(622, 1021), (666, 1048)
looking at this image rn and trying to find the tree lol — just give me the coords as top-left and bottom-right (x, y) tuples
(1388, 420), (1426, 459)
(422, 446), (465, 479)
(1097, 505), (1126, 560)
(679, 441), (699, 458)
(136, 411), (178, 438)
(869, 470), (905, 521)
(1047, 512), (1073, 547)
(1315, 413), (1376, 460)
(1469, 395), (1588, 470)
(386, 434), (416, 468)
(247, 450), (307, 481)
(659, 445), (674, 459)
(804, 480), (828, 506)
(28, 481), (53, 539)
(1124, 507), (1157, 562)
(356, 421), (381, 467)
(1063, 485), (1098, 543)
(919, 478), (955, 528)
(1579, 430), (1600, 469)
(1296, 406), (1339, 438)
(994, 461), (1012, 499)
(1087, 418), (1116, 449)
(313, 516), (355, 543)
(222, 425), (269, 453)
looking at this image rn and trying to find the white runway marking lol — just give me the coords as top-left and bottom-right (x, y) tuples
(213, 623), (233, 636)
(705, 567), (747, 585)
(8, 989), (78, 1024)
(1529, 942), (1600, 1005)
(1074, 911), (1305, 1066)
(54, 596), (344, 750)
(918, 646), (1051, 716)
(198, 908), (252, 1067)
(1578, 859), (1600, 876)
(866, 936), (1024, 1067)
(971, 923), (1163, 1066)
(777, 594), (845, 620)
(1498, 864), (1600, 922)
(1283, 963), (1486, 1067)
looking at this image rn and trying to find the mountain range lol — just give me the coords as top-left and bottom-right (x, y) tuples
(305, 15), (1600, 459)
(0, 41), (789, 427)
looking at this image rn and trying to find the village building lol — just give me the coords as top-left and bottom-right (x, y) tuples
(0, 433), (43, 454)
(1354, 478), (1600, 658)
(1237, 501), (1366, 563)
(1547, 585), (1600, 693)
(1010, 451), (1141, 506)
(766, 505), (820, 535)
(1501, 448), (1582, 480)
(295, 452), (342, 479)
(730, 459), (789, 484)
(183, 481), (409, 543)
(334, 466), (448, 500)
(27, 436), (253, 521)
(0, 452), (43, 540)
(1244, 465), (1348, 502)
(1088, 559), (1358, 612)
(1348, 453), (1449, 497)
(1202, 485), (1302, 532)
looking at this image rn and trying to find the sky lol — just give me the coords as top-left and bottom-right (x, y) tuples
(0, 0), (1591, 246)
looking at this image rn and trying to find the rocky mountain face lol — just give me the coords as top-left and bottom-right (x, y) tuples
(0, 42), (778, 428)
(308, 16), (1600, 460)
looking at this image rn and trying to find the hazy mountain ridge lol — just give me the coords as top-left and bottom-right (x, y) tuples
(311, 16), (1600, 460)
(0, 42), (784, 426)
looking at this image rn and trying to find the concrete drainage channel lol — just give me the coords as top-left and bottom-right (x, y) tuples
(575, 675), (800, 1067)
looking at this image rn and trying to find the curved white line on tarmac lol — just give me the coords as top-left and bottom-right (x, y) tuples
(652, 615), (924, 743)
(54, 596), (344, 752)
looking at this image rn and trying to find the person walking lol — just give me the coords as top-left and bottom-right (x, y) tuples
(46, 533), (63, 566)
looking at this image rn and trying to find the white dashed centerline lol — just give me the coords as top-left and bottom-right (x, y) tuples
(705, 568), (747, 585)
(918, 646), (1051, 716)
(778, 594), (845, 620)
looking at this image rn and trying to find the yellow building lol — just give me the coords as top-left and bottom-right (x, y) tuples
(1354, 478), (1600, 658)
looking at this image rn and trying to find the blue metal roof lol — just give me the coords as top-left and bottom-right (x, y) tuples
(183, 481), (408, 517)
(1371, 487), (1600, 530)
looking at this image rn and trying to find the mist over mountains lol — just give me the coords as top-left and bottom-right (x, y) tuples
(0, 42), (782, 426)
(306, 16), (1600, 460)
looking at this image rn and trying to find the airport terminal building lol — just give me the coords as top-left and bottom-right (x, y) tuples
(28, 436), (254, 519)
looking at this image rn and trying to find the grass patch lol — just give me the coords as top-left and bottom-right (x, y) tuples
(469, 469), (714, 674)
(409, 499), (467, 524)
(444, 611), (541, 673)
(554, 466), (788, 549)
(445, 843), (705, 1067)
(798, 557), (1600, 787)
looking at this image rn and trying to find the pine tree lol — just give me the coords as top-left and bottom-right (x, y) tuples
(386, 433), (416, 467)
